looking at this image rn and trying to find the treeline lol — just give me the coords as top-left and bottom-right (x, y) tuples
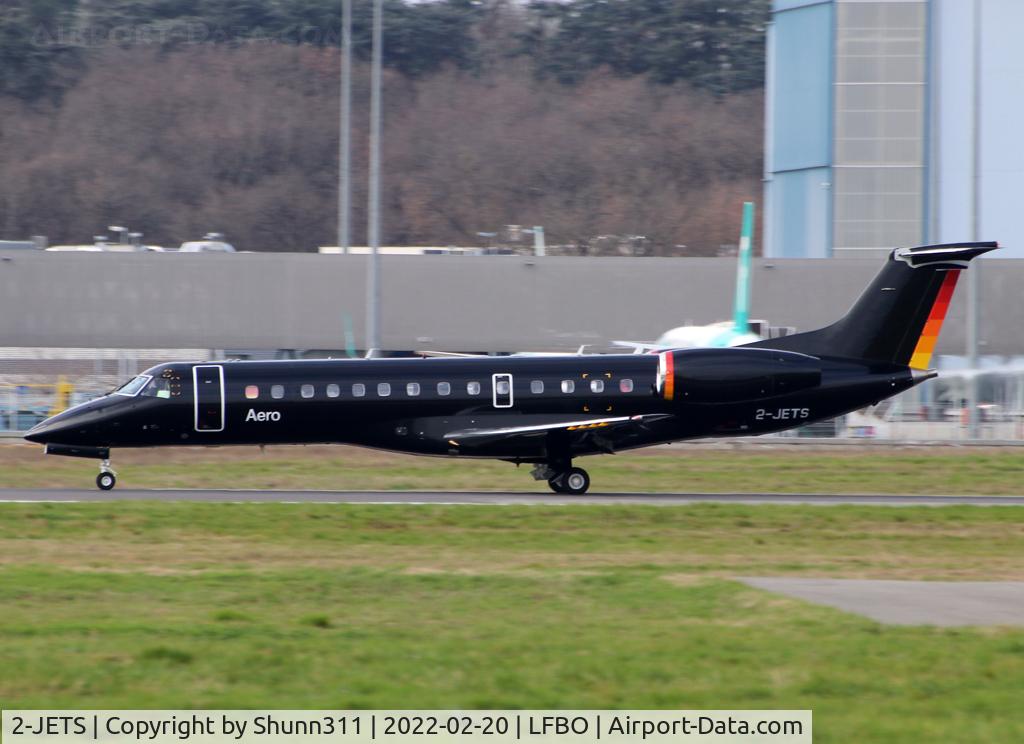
(0, 1), (768, 254)
(2, 0), (769, 99)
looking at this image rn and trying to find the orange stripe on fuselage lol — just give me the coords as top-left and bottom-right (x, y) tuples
(909, 270), (960, 369)
(663, 352), (674, 401)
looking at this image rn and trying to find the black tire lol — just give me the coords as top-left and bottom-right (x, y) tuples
(96, 472), (116, 491)
(561, 467), (590, 495)
(548, 476), (567, 493)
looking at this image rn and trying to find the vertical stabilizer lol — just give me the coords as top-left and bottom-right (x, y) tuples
(733, 201), (755, 335)
(745, 242), (997, 366)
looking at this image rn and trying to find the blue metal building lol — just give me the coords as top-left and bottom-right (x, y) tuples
(765, 0), (1024, 259)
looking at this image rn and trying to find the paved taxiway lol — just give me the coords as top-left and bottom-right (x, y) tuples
(742, 578), (1024, 626)
(1, 489), (1022, 505)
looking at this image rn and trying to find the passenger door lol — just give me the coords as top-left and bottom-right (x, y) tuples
(193, 365), (225, 432)
(492, 373), (513, 408)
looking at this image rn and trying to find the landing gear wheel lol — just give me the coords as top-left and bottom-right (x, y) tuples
(96, 472), (116, 491)
(561, 467), (590, 495)
(548, 477), (568, 494)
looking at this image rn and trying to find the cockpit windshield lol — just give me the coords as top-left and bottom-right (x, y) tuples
(113, 375), (151, 397)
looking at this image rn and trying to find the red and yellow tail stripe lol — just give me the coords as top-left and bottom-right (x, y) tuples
(657, 351), (675, 401)
(909, 270), (960, 369)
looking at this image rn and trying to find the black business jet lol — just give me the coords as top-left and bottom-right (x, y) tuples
(25, 242), (996, 493)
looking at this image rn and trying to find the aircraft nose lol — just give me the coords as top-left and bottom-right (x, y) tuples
(23, 403), (103, 445)
(24, 416), (65, 444)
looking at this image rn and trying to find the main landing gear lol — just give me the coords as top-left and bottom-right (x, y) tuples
(549, 467), (590, 495)
(96, 459), (117, 491)
(531, 463), (591, 495)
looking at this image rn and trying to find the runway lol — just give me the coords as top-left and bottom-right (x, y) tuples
(1, 489), (1022, 505)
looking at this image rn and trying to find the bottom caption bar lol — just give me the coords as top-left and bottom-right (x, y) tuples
(2, 711), (810, 744)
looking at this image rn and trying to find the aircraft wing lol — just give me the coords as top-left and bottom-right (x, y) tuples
(611, 340), (667, 354)
(416, 350), (486, 358)
(418, 347), (593, 358)
(443, 414), (673, 449)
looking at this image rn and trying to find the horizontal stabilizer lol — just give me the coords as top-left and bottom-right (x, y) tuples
(894, 241), (998, 268)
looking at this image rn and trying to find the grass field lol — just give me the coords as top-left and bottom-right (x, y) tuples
(5, 442), (1024, 494)
(0, 502), (1022, 743)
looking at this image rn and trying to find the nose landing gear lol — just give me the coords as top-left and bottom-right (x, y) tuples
(96, 459), (117, 491)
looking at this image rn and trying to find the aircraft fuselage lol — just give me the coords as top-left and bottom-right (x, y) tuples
(26, 351), (919, 464)
(23, 240), (996, 493)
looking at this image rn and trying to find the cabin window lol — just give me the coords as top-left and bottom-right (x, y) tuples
(590, 379), (604, 393)
(496, 379), (511, 396)
(407, 382), (420, 396)
(437, 381), (451, 396)
(561, 380), (575, 394)
(301, 384), (315, 399)
(326, 384), (340, 398)
(352, 383), (366, 397)
(271, 384), (284, 400)
(620, 379), (634, 393)
(245, 385), (259, 400)
(530, 380), (544, 394)
(378, 382), (391, 397)
(467, 381), (481, 396)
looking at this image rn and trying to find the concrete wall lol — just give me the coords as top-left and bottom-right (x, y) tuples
(0, 251), (1018, 356)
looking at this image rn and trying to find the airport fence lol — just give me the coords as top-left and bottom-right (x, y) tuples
(0, 380), (111, 434)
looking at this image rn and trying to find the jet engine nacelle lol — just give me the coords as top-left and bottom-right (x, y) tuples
(656, 348), (822, 404)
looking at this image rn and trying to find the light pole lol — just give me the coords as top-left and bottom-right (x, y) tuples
(366, 0), (383, 352)
(967, 0), (982, 439)
(338, 0), (352, 255)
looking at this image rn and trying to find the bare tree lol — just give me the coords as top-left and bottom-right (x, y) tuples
(0, 46), (762, 255)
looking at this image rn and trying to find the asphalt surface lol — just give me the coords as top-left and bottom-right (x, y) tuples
(741, 577), (1024, 626)
(1, 489), (1023, 505)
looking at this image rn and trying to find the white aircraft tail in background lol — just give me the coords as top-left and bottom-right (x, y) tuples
(615, 201), (762, 353)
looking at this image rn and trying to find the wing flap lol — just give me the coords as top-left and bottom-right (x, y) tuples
(444, 414), (672, 448)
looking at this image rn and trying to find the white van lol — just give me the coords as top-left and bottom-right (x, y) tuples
(178, 233), (236, 253)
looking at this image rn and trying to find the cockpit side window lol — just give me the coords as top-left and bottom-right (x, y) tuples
(114, 375), (151, 397)
(141, 377), (173, 399)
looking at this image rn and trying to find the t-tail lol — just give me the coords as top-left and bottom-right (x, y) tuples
(732, 201), (755, 335)
(745, 242), (998, 367)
